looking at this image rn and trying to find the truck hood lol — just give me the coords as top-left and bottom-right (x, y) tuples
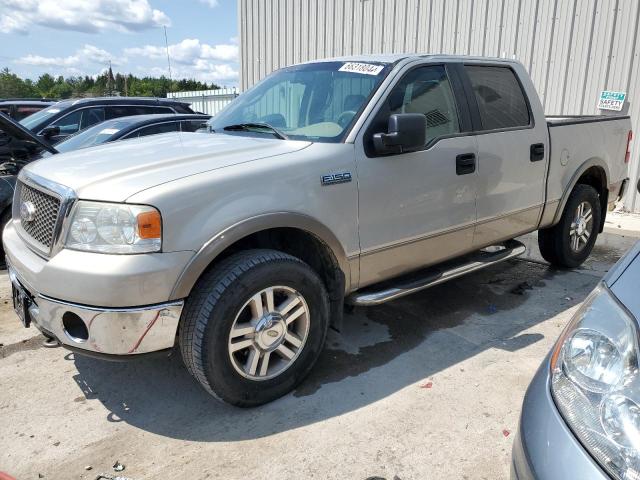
(22, 131), (311, 201)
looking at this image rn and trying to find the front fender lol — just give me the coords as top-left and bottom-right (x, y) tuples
(169, 212), (351, 300)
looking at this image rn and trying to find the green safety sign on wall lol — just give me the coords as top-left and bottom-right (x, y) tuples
(598, 91), (626, 111)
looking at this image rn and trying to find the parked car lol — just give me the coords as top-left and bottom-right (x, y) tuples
(0, 99), (56, 121)
(18, 97), (195, 144)
(512, 232), (640, 478)
(3, 54), (632, 407)
(0, 112), (210, 257)
(52, 113), (211, 154)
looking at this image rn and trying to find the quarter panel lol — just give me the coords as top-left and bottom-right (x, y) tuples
(542, 118), (630, 227)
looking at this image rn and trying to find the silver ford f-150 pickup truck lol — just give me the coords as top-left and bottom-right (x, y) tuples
(3, 54), (632, 406)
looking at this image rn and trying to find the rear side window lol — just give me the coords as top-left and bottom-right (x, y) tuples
(132, 122), (180, 137)
(15, 106), (44, 121)
(465, 66), (530, 130)
(181, 119), (207, 132)
(106, 106), (139, 119)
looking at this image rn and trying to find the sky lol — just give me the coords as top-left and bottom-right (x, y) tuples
(0, 0), (240, 87)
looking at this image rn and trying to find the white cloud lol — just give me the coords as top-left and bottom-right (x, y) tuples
(125, 38), (239, 84)
(0, 0), (170, 34)
(147, 62), (239, 84)
(198, 0), (219, 7)
(125, 38), (238, 64)
(17, 44), (116, 69)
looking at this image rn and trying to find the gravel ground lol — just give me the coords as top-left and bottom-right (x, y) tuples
(0, 231), (638, 480)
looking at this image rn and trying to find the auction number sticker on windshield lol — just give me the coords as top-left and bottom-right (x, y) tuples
(99, 128), (120, 135)
(339, 62), (384, 75)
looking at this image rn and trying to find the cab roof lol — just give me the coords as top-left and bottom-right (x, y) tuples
(299, 53), (522, 66)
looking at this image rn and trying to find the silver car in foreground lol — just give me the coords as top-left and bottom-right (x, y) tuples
(512, 238), (640, 479)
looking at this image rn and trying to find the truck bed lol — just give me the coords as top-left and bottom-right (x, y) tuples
(546, 114), (630, 126)
(542, 114), (631, 226)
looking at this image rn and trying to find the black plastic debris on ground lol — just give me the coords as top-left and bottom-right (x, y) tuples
(510, 281), (534, 295)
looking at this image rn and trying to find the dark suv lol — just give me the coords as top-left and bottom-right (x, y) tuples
(18, 97), (194, 144)
(0, 100), (56, 121)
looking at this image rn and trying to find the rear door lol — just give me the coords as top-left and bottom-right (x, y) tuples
(462, 63), (548, 247)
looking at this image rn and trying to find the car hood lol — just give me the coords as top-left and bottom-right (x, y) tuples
(608, 240), (640, 318)
(0, 111), (57, 154)
(22, 131), (311, 201)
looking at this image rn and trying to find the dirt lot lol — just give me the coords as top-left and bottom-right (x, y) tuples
(1, 231), (638, 480)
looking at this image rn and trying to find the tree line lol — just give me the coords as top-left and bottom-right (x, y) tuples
(0, 67), (220, 100)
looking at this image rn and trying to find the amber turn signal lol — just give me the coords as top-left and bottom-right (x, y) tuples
(137, 210), (162, 239)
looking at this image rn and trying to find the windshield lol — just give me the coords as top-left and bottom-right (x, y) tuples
(19, 103), (63, 129)
(54, 119), (130, 152)
(208, 61), (391, 142)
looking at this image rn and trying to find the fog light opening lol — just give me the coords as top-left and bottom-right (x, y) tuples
(62, 312), (89, 343)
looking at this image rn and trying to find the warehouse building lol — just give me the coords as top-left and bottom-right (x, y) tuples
(238, 0), (639, 211)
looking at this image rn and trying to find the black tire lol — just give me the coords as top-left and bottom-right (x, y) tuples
(538, 184), (601, 268)
(179, 249), (329, 407)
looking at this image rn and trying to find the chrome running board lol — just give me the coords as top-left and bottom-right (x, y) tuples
(347, 239), (526, 306)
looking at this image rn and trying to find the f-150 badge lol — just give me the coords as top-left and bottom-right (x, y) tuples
(321, 172), (352, 186)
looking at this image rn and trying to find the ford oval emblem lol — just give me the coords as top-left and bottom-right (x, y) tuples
(20, 201), (36, 223)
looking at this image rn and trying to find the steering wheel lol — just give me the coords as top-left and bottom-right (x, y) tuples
(337, 111), (357, 128)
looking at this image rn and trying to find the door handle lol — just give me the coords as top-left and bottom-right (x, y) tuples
(530, 143), (545, 162)
(456, 153), (476, 175)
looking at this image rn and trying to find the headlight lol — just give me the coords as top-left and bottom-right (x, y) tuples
(551, 284), (640, 479)
(65, 201), (162, 254)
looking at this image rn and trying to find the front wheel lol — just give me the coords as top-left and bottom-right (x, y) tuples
(538, 184), (601, 268)
(179, 249), (329, 407)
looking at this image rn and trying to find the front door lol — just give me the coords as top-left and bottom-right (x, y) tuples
(355, 64), (478, 288)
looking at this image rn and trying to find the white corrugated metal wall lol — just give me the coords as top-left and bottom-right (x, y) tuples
(239, 0), (640, 211)
(167, 88), (239, 115)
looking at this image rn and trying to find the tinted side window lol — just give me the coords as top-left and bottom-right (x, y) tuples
(465, 66), (530, 130)
(80, 107), (105, 129)
(130, 106), (174, 115)
(106, 106), (139, 119)
(181, 119), (207, 132)
(133, 122), (180, 137)
(382, 65), (461, 145)
(150, 106), (175, 114)
(50, 110), (82, 135)
(15, 106), (44, 121)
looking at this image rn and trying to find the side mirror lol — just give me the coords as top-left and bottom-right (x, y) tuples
(41, 125), (60, 139)
(373, 113), (427, 154)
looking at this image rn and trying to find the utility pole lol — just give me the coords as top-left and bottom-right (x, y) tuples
(164, 26), (173, 96)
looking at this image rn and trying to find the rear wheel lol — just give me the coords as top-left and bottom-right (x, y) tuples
(538, 184), (601, 268)
(179, 249), (329, 407)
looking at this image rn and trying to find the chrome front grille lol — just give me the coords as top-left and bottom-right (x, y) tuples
(16, 181), (61, 250)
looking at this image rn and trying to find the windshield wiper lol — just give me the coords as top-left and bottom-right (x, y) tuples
(222, 122), (289, 140)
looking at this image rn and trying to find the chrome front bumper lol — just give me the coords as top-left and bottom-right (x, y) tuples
(8, 266), (183, 356)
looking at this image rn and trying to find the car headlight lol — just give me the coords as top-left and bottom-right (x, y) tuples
(551, 284), (640, 479)
(65, 201), (162, 254)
